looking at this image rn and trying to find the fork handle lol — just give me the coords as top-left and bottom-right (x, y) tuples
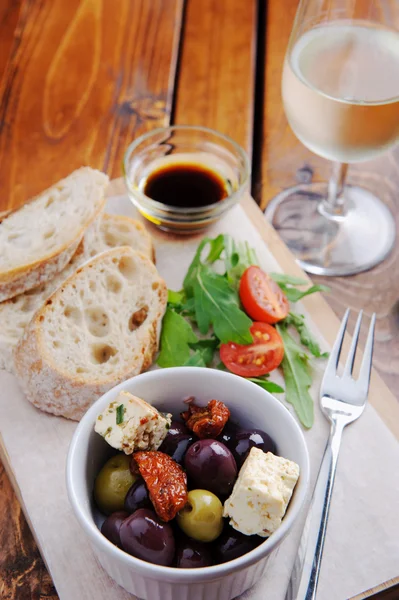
(285, 417), (345, 600)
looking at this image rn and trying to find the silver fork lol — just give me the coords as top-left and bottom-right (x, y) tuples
(285, 309), (376, 600)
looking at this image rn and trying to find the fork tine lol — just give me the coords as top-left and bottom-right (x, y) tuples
(329, 308), (350, 370)
(358, 313), (376, 392)
(343, 310), (363, 377)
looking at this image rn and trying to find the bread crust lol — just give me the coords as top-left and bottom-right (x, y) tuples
(0, 238), (81, 302)
(0, 213), (155, 373)
(14, 248), (167, 421)
(0, 167), (108, 302)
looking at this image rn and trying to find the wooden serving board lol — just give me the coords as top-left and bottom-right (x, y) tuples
(0, 183), (398, 600)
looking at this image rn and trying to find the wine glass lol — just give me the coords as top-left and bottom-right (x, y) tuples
(265, 0), (399, 276)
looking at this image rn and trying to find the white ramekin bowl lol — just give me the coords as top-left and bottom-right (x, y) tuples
(66, 367), (309, 600)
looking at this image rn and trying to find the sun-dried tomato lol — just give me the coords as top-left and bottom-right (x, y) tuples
(133, 451), (188, 522)
(181, 399), (230, 439)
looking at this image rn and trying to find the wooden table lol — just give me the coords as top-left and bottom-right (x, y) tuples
(0, 1), (398, 598)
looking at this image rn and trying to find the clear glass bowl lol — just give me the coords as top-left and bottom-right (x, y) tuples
(123, 125), (250, 234)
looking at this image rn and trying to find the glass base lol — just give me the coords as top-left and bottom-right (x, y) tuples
(265, 183), (396, 276)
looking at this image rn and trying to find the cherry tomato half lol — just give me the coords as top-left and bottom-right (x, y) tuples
(239, 266), (289, 324)
(220, 322), (284, 377)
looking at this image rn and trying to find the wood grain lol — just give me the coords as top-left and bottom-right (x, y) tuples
(259, 0), (399, 405)
(351, 581), (399, 600)
(260, 0), (329, 201)
(174, 0), (257, 156)
(0, 0), (184, 210)
(0, 460), (57, 600)
(0, 0), (21, 81)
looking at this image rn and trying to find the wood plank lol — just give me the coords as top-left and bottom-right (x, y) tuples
(0, 0), (21, 81)
(351, 580), (399, 600)
(0, 451), (57, 600)
(0, 0), (184, 211)
(259, 0), (399, 402)
(173, 0), (257, 156)
(259, 0), (329, 201)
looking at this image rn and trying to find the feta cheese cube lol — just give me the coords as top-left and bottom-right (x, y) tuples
(94, 391), (171, 454)
(223, 448), (300, 537)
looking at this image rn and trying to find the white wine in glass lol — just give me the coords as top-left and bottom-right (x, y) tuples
(266, 0), (399, 276)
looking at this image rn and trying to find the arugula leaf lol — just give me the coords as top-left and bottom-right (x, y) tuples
(279, 283), (329, 303)
(270, 273), (308, 286)
(194, 267), (253, 343)
(223, 235), (239, 270)
(248, 379), (284, 394)
(224, 236), (259, 286)
(270, 272), (329, 302)
(168, 289), (186, 305)
(167, 289), (187, 313)
(189, 336), (219, 366)
(157, 308), (198, 368)
(178, 297), (195, 317)
(183, 351), (207, 367)
(183, 238), (210, 297)
(276, 324), (314, 428)
(160, 235), (328, 430)
(285, 312), (329, 359)
(216, 361), (227, 370)
(206, 234), (226, 263)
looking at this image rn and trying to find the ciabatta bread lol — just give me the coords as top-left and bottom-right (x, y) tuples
(14, 247), (167, 421)
(83, 213), (154, 261)
(0, 167), (109, 302)
(0, 214), (154, 372)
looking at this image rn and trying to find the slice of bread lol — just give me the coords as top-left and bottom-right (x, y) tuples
(14, 247), (167, 421)
(0, 167), (109, 302)
(0, 214), (154, 373)
(82, 213), (154, 261)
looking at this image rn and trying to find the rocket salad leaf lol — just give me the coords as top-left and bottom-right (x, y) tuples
(248, 379), (284, 394)
(276, 323), (314, 428)
(193, 268), (253, 343)
(279, 284), (330, 303)
(205, 234), (226, 263)
(157, 308), (198, 368)
(285, 311), (329, 359)
(167, 289), (186, 306)
(183, 237), (253, 344)
(270, 273), (309, 286)
(158, 234), (328, 428)
(270, 272), (329, 303)
(224, 237), (259, 286)
(189, 337), (219, 366)
(183, 351), (207, 368)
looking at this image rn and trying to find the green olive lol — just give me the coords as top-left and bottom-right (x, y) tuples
(94, 454), (137, 515)
(176, 489), (224, 542)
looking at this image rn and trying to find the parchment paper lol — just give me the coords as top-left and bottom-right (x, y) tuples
(0, 196), (398, 600)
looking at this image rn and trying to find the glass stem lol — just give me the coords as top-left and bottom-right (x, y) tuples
(321, 162), (349, 217)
